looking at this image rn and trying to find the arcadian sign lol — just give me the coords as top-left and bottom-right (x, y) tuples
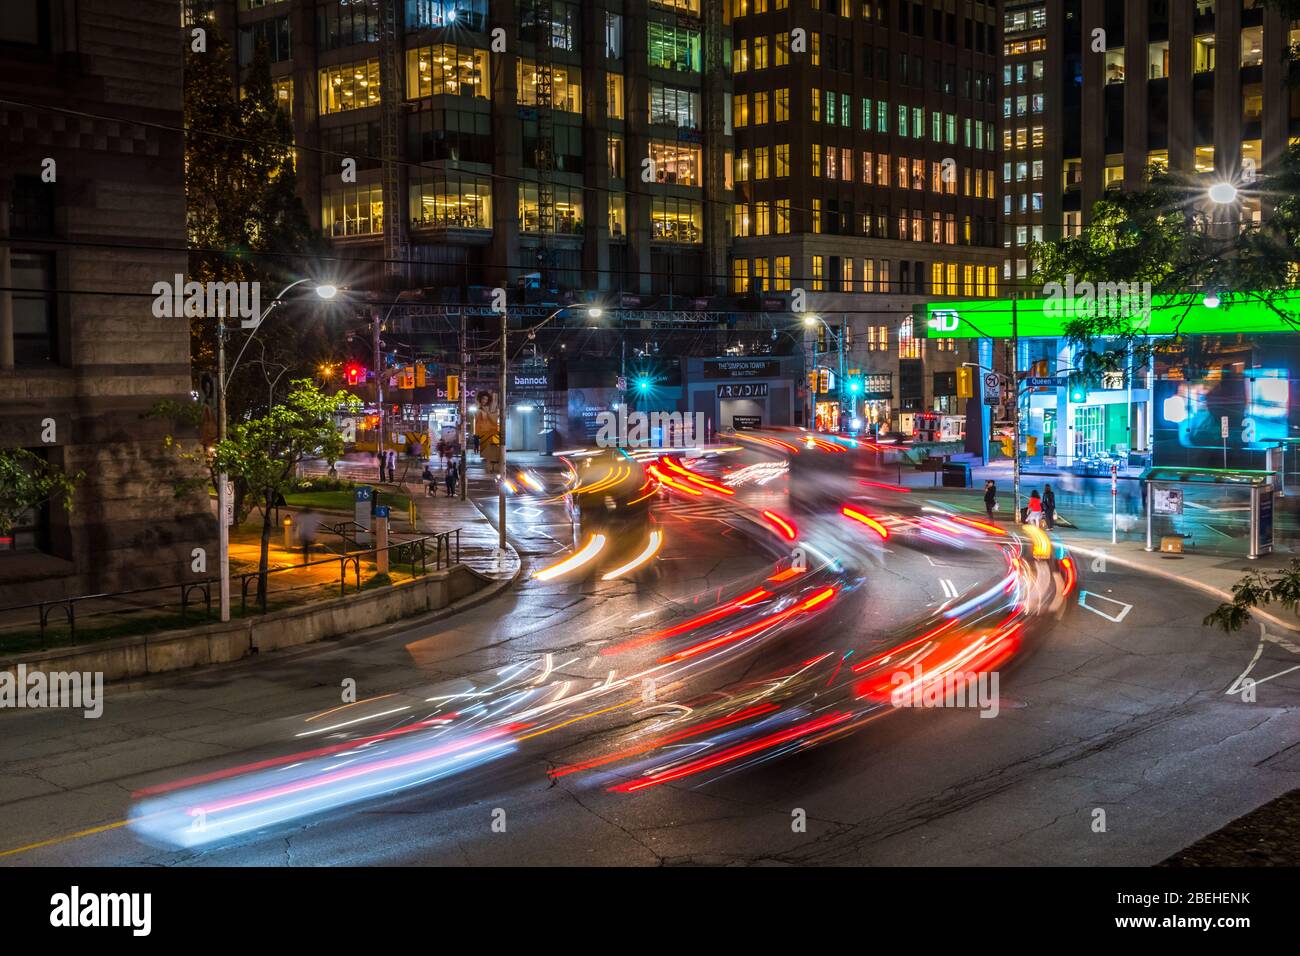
(916, 290), (1300, 339)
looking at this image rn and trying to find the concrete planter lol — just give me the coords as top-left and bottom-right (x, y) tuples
(0, 564), (491, 684)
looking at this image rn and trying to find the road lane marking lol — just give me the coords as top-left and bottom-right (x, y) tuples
(1078, 590), (1133, 623)
(0, 819), (130, 860)
(1227, 623), (1300, 695)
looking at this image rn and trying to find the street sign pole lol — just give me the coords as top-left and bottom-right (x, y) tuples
(499, 308), (508, 552)
(1011, 299), (1020, 518)
(1221, 415), (1229, 469)
(1110, 464), (1118, 544)
(216, 303), (231, 623)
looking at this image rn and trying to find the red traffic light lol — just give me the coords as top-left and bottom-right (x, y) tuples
(345, 363), (364, 386)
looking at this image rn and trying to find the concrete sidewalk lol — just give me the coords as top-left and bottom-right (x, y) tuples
(300, 455), (520, 582)
(395, 461), (520, 581)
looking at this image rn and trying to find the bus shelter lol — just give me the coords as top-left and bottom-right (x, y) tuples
(1142, 467), (1276, 559)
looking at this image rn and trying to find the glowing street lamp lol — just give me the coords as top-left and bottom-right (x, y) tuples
(1207, 182), (1238, 205)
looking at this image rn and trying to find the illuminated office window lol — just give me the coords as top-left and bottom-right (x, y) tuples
(406, 46), (487, 99)
(652, 196), (703, 242)
(516, 60), (583, 112)
(408, 172), (492, 230)
(320, 59), (381, 113)
(518, 182), (584, 234)
(322, 183), (384, 236)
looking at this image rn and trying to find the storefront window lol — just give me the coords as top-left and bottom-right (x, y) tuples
(407, 44), (489, 99)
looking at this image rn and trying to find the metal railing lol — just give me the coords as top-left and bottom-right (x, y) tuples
(0, 528), (462, 651)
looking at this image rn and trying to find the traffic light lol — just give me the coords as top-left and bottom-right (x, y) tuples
(398, 366), (416, 389)
(447, 374), (460, 402)
(1068, 376), (1087, 403)
(345, 362), (364, 386)
(636, 377), (651, 392)
(415, 364), (427, 388)
(956, 366), (974, 399)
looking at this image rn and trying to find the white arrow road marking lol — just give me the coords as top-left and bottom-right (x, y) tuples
(1227, 623), (1300, 695)
(939, 578), (958, 599)
(1078, 590), (1133, 623)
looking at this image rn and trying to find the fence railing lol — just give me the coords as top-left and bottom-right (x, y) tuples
(0, 528), (462, 651)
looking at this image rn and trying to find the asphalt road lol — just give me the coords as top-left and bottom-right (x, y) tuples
(1, 451), (1298, 866)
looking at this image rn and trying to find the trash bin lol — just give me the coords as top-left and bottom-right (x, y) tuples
(942, 462), (972, 488)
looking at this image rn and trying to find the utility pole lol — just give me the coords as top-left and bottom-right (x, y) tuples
(372, 306), (384, 482)
(459, 308), (468, 500)
(498, 308), (508, 551)
(837, 320), (845, 431)
(216, 305), (230, 623)
(1011, 297), (1021, 517)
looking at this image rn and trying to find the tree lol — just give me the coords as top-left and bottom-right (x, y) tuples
(1028, 150), (1300, 386)
(0, 450), (83, 541)
(1204, 562), (1300, 633)
(212, 380), (359, 610)
(184, 35), (335, 424)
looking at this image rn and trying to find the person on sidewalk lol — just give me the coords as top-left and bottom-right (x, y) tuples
(422, 461), (435, 497)
(1027, 489), (1043, 527)
(445, 459), (459, 498)
(984, 480), (998, 521)
(1043, 484), (1056, 530)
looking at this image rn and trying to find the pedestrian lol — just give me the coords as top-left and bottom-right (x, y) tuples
(1043, 483), (1056, 530)
(390, 449), (399, 484)
(983, 480), (998, 521)
(1027, 489), (1043, 527)
(444, 459), (458, 498)
(471, 433), (480, 456)
(422, 461), (435, 497)
(377, 450), (385, 482)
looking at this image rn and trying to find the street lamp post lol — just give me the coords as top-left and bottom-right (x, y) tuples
(803, 313), (846, 431)
(214, 278), (336, 623)
(497, 304), (602, 553)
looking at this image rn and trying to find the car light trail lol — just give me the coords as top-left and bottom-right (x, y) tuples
(601, 530), (664, 580)
(646, 464), (704, 496)
(659, 586), (837, 664)
(603, 586), (771, 654)
(1022, 523), (1052, 558)
(859, 479), (910, 493)
(657, 456), (735, 495)
(608, 711), (853, 793)
(841, 505), (890, 539)
(549, 703), (781, 778)
(761, 509), (798, 540)
(1059, 555), (1077, 595)
(951, 515), (1008, 536)
(533, 534), (607, 581)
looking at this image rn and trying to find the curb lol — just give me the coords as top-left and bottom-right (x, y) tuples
(1061, 538), (1300, 635)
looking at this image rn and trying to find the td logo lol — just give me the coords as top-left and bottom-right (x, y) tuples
(927, 310), (960, 334)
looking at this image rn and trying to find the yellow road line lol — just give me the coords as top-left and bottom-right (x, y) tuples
(0, 818), (129, 859)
